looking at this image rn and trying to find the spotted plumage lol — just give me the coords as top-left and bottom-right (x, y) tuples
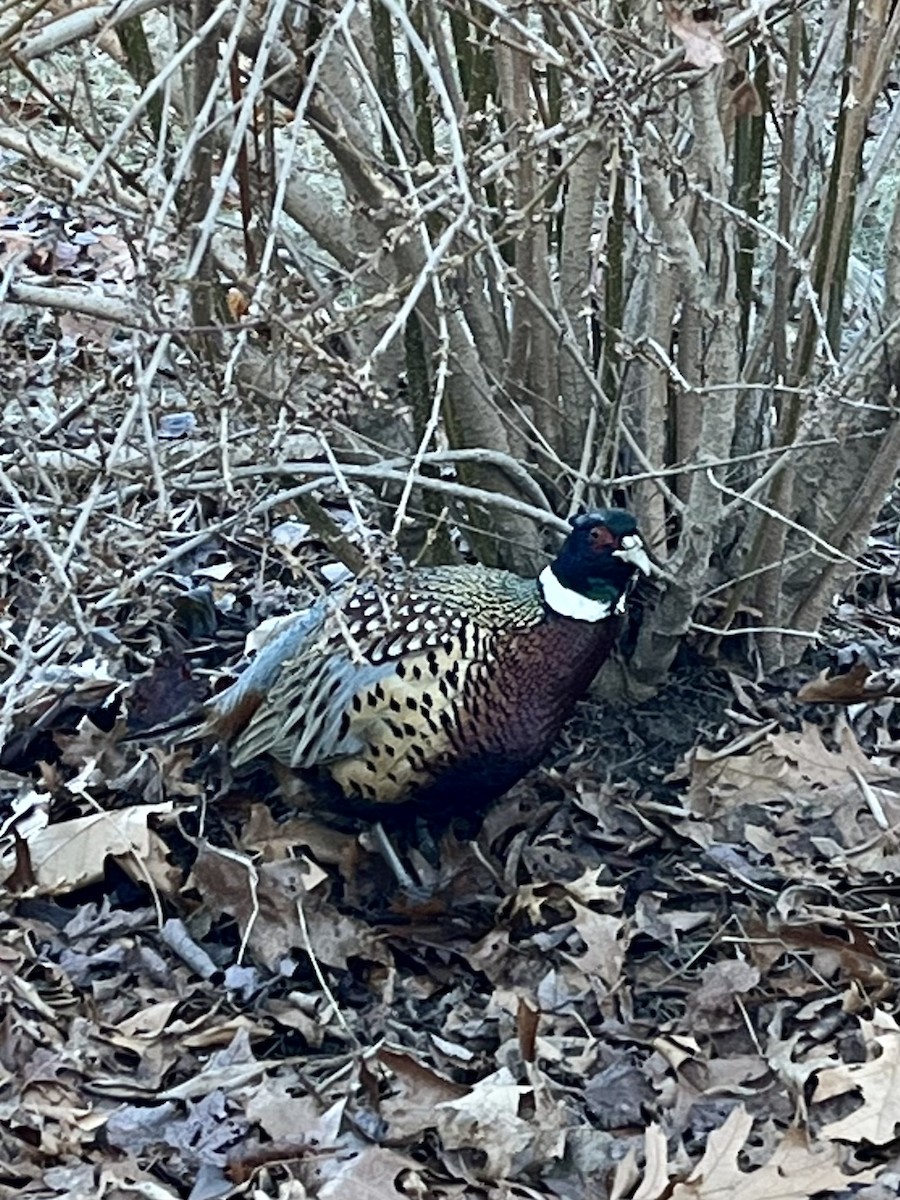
(207, 509), (649, 809)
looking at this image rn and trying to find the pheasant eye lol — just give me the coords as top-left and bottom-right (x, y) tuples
(588, 526), (614, 548)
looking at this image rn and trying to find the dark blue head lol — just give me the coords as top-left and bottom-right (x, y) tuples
(551, 509), (647, 604)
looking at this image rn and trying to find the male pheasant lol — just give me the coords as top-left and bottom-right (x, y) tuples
(205, 509), (649, 811)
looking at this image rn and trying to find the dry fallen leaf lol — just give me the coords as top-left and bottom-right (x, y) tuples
(798, 662), (900, 704)
(244, 1077), (324, 1142)
(1, 803), (174, 894)
(435, 1065), (567, 1180)
(670, 1104), (880, 1198)
(564, 904), (629, 991)
(624, 1123), (669, 1200)
(686, 959), (761, 1032)
(376, 1046), (467, 1139)
(814, 1009), (900, 1144)
(682, 721), (898, 816)
(317, 1145), (421, 1200)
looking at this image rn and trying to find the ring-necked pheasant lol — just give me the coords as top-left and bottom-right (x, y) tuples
(204, 509), (649, 813)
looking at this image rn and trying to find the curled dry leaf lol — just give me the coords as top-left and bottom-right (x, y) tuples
(798, 662), (900, 703)
(610, 1123), (668, 1200)
(226, 287), (250, 320)
(1, 803), (174, 895)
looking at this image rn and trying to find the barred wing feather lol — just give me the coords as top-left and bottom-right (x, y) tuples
(212, 566), (545, 804)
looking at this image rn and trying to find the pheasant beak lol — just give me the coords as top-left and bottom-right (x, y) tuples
(613, 533), (652, 576)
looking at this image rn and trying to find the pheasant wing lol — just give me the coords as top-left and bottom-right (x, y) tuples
(215, 566), (544, 803)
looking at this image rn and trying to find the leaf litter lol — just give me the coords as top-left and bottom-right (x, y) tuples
(3, 191), (900, 1196)
(6, 621), (900, 1199)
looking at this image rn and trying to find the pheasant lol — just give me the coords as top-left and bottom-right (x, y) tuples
(204, 508), (649, 814)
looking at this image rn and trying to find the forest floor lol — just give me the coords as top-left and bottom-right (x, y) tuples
(3, 543), (900, 1200)
(3, 199), (900, 1200)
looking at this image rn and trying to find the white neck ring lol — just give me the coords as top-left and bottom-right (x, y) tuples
(539, 566), (614, 622)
